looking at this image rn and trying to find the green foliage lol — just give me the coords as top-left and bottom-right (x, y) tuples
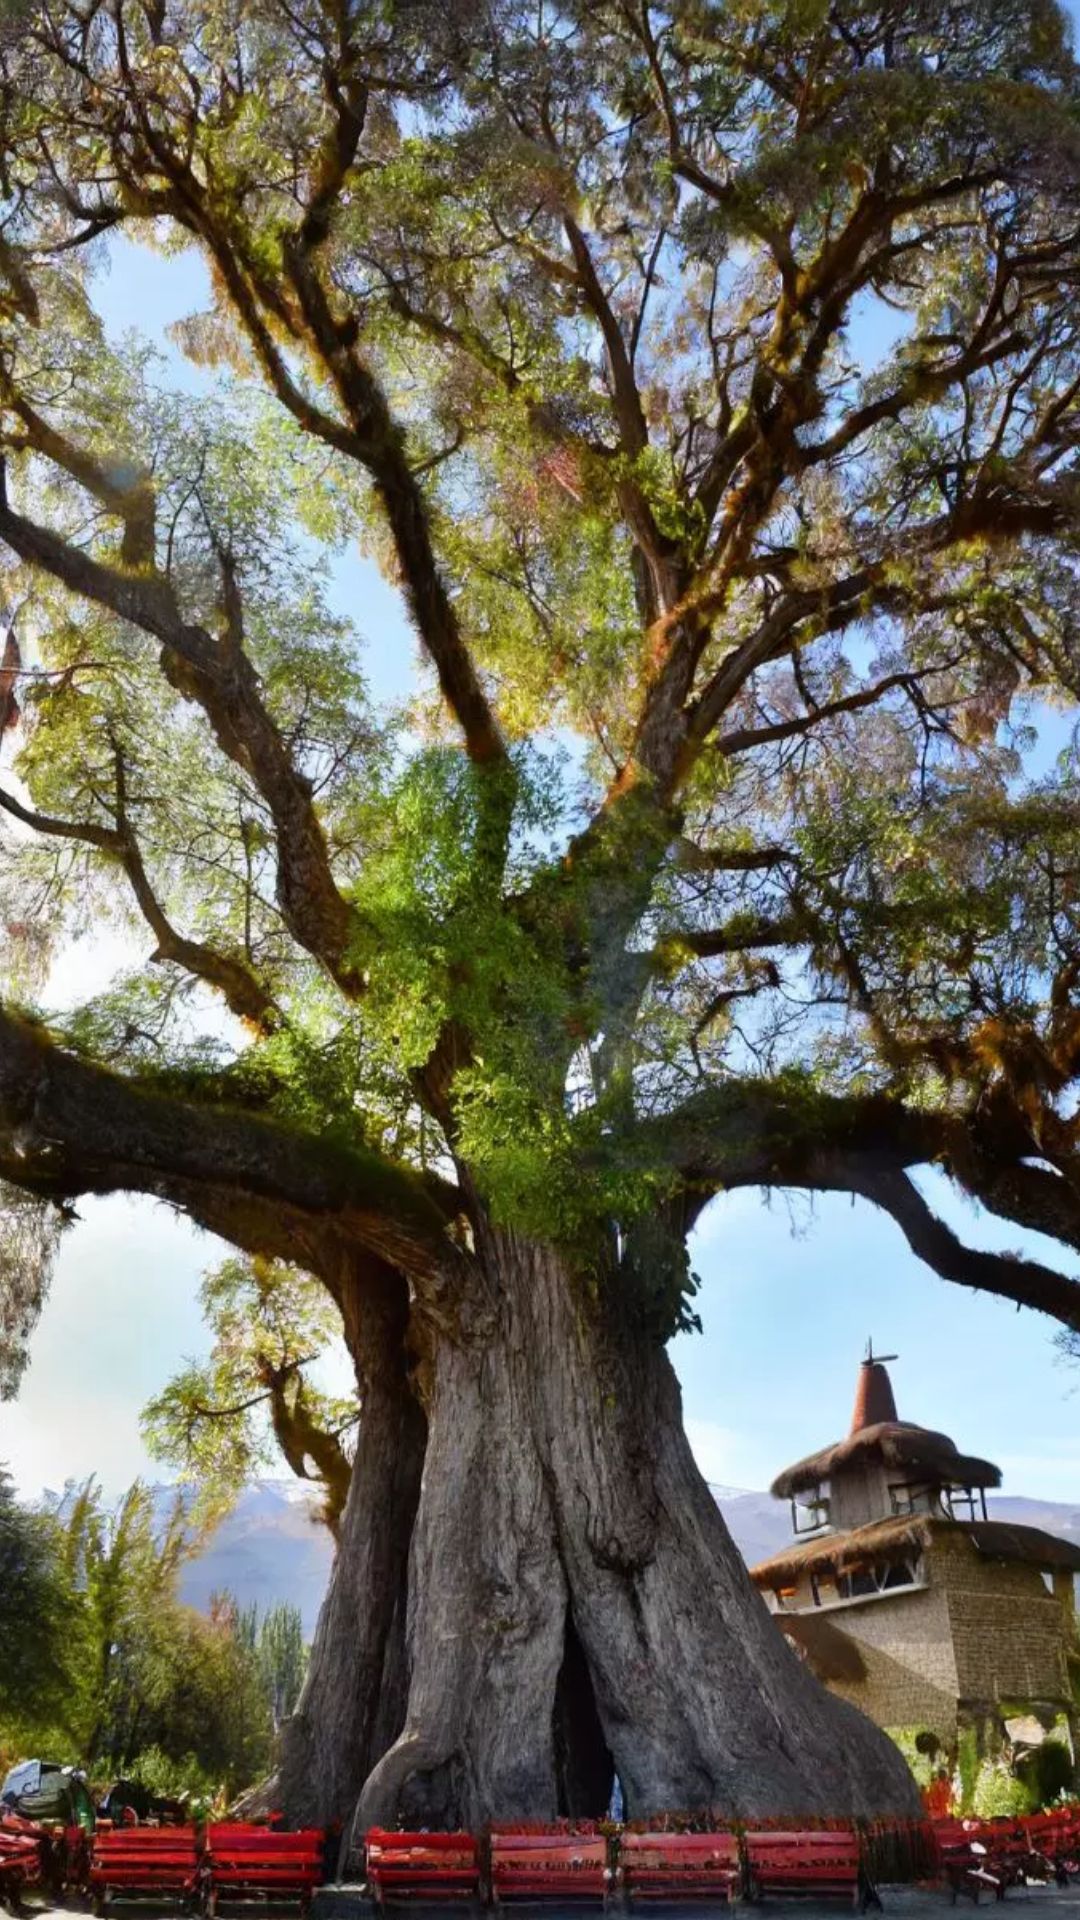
(256, 1603), (308, 1733)
(0, 1465), (71, 1732)
(120, 1744), (221, 1814)
(143, 1256), (354, 1524)
(886, 1728), (935, 1790)
(0, 1476), (274, 1797)
(0, 1184), (66, 1399)
(971, 1756), (1035, 1818)
(1016, 1736), (1075, 1808)
(956, 1725), (981, 1812)
(0, 0), (1079, 1422)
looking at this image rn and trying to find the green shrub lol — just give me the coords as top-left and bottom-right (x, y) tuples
(1016, 1738), (1074, 1809)
(971, 1757), (1035, 1818)
(126, 1747), (223, 1818)
(887, 1728), (935, 1788)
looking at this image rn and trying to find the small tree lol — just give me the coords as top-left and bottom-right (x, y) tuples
(0, 1466), (71, 1736)
(143, 1257), (356, 1532)
(258, 1605), (308, 1737)
(58, 1481), (193, 1769)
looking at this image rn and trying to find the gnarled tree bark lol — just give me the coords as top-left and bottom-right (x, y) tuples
(279, 1260), (427, 1827)
(284, 1221), (918, 1843)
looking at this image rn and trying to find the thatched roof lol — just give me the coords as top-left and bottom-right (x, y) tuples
(770, 1421), (1001, 1500)
(750, 1515), (1080, 1590)
(968, 1521), (1080, 1573)
(750, 1514), (931, 1589)
(776, 1613), (868, 1684)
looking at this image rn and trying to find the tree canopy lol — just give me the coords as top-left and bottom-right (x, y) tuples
(0, 1463), (70, 1731)
(0, 0), (1079, 1362)
(143, 1255), (357, 1529)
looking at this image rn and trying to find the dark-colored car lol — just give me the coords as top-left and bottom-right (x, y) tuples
(98, 1781), (188, 1826)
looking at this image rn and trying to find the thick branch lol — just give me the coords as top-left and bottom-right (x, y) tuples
(0, 1003), (461, 1287)
(653, 912), (806, 970)
(950, 1154), (1080, 1257)
(265, 1365), (353, 1532)
(0, 380), (156, 565)
(713, 670), (922, 757)
(834, 1166), (1080, 1333)
(640, 1080), (946, 1222)
(654, 1082), (1080, 1331)
(281, 242), (508, 769)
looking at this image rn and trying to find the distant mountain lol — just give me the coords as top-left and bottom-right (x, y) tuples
(172, 1480), (1080, 1638)
(176, 1481), (334, 1635)
(715, 1487), (1080, 1570)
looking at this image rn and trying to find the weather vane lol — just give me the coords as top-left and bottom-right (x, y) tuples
(864, 1338), (899, 1366)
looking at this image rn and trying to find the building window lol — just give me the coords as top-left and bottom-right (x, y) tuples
(881, 1559), (920, 1590)
(889, 1482), (933, 1516)
(833, 1559), (922, 1602)
(791, 1482), (831, 1536)
(941, 1485), (988, 1523)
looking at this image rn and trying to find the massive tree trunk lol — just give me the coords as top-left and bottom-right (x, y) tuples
(279, 1263), (426, 1826)
(283, 1223), (918, 1846)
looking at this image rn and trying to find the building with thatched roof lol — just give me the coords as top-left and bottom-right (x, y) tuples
(749, 1347), (1080, 1753)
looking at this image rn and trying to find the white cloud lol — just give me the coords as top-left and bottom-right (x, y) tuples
(0, 1194), (219, 1502)
(684, 1417), (759, 1491)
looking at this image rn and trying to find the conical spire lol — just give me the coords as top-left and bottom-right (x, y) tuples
(850, 1340), (898, 1433)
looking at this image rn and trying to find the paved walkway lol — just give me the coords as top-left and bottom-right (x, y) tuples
(24, 1890), (1080, 1920)
(316, 1893), (1080, 1920)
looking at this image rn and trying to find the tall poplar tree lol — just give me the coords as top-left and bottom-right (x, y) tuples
(1, 0), (1080, 1837)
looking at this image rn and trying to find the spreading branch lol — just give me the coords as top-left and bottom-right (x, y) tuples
(0, 774), (280, 1033)
(0, 466), (363, 994)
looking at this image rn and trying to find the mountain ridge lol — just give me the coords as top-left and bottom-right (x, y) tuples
(157, 1480), (1080, 1636)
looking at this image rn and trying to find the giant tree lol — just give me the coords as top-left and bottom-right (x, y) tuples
(2, 0), (1080, 1840)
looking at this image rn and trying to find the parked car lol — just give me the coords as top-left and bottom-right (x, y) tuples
(98, 1780), (188, 1826)
(1, 1760), (95, 1829)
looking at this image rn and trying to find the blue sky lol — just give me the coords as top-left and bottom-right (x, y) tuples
(2, 218), (1079, 1513)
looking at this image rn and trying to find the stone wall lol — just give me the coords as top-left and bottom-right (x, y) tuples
(785, 1530), (1074, 1737)
(822, 1585), (960, 1736)
(931, 1534), (1072, 1710)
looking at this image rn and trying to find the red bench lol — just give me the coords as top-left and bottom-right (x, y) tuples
(205, 1824), (325, 1915)
(58, 1822), (93, 1899)
(932, 1822), (1006, 1904)
(745, 1830), (878, 1911)
(0, 1823), (42, 1912)
(983, 1818), (1050, 1888)
(620, 1831), (742, 1902)
(491, 1829), (610, 1905)
(365, 1831), (481, 1904)
(89, 1825), (201, 1913)
(1020, 1812), (1074, 1883)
